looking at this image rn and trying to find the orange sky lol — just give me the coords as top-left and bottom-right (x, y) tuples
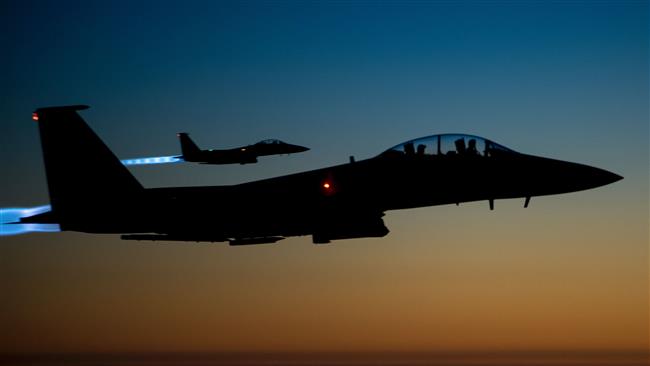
(2, 194), (647, 354)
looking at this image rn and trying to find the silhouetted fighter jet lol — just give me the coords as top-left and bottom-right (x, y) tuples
(177, 132), (309, 164)
(23, 105), (622, 244)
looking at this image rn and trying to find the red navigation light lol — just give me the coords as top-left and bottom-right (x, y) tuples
(321, 175), (336, 196)
(32, 112), (39, 121)
(321, 180), (336, 196)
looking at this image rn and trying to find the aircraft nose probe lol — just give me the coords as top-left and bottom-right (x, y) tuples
(294, 145), (310, 153)
(594, 168), (623, 186)
(570, 163), (624, 191)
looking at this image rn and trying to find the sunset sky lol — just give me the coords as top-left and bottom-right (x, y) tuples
(1, 0), (647, 360)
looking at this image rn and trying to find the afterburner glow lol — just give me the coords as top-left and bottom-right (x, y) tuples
(121, 155), (183, 166)
(0, 205), (60, 236)
(1, 223), (60, 236)
(1, 154), (184, 235)
(0, 205), (52, 224)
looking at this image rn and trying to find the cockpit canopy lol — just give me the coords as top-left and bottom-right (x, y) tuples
(381, 134), (516, 158)
(256, 139), (283, 145)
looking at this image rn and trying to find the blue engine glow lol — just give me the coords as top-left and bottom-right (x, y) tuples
(1, 205), (52, 224)
(0, 205), (60, 236)
(2, 155), (184, 235)
(121, 155), (183, 166)
(1, 223), (60, 236)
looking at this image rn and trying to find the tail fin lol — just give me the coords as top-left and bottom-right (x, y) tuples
(178, 132), (201, 160)
(33, 105), (144, 232)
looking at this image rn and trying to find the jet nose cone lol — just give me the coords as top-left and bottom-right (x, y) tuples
(296, 145), (310, 153)
(597, 169), (623, 186)
(580, 166), (623, 190)
(524, 157), (622, 196)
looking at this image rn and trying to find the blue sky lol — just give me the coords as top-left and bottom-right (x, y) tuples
(3, 2), (647, 175)
(3, 2), (647, 190)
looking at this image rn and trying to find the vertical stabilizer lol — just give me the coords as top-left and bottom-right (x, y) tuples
(33, 105), (144, 231)
(177, 132), (201, 160)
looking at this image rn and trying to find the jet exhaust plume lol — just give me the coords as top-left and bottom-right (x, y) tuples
(0, 205), (60, 236)
(0, 153), (183, 236)
(120, 155), (183, 166)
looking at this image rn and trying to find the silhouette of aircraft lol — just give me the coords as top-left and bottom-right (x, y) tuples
(22, 105), (622, 245)
(177, 132), (309, 164)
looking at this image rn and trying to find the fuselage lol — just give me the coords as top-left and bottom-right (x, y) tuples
(22, 107), (621, 245)
(184, 140), (309, 165)
(138, 143), (621, 241)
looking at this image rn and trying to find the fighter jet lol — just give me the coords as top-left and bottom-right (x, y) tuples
(177, 132), (309, 164)
(21, 105), (622, 245)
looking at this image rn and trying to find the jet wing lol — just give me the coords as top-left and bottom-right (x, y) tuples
(136, 159), (389, 244)
(310, 210), (389, 244)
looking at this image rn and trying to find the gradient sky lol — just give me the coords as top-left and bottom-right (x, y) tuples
(1, 0), (648, 356)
